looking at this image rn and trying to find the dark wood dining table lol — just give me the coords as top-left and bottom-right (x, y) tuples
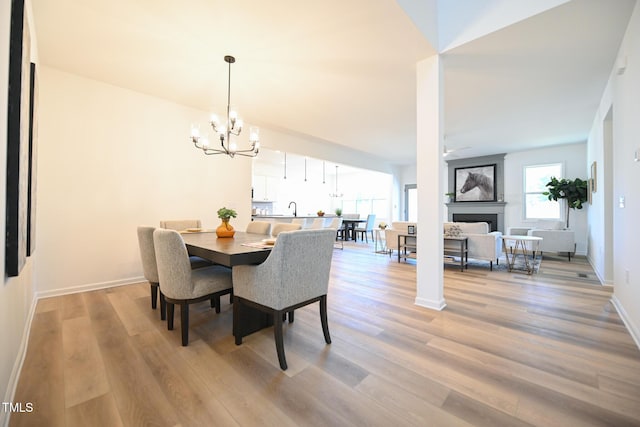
(181, 231), (272, 267)
(181, 231), (274, 340)
(341, 218), (366, 241)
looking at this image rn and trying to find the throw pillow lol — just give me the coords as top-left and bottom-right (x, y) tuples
(445, 224), (462, 237)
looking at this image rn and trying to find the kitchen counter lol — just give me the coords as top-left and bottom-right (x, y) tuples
(252, 215), (332, 219)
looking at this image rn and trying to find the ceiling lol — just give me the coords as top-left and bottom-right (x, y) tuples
(31, 0), (636, 165)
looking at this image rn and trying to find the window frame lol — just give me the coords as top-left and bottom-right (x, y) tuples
(523, 163), (563, 221)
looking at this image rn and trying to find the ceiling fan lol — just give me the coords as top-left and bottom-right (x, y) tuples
(443, 145), (470, 158)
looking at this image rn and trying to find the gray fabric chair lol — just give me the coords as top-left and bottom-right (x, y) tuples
(159, 219), (201, 231)
(153, 229), (233, 346)
(246, 221), (272, 235)
(355, 214), (376, 243)
(326, 217), (344, 249)
(309, 218), (327, 229)
(271, 223), (302, 237)
(232, 229), (336, 370)
(160, 219), (211, 268)
(137, 226), (166, 320)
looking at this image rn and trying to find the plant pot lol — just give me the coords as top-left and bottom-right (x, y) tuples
(216, 219), (235, 238)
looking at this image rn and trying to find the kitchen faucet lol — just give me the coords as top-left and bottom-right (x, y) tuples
(288, 201), (297, 217)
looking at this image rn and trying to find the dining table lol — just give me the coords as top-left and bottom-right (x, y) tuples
(341, 218), (367, 241)
(181, 231), (274, 340)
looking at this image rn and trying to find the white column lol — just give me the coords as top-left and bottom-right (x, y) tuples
(415, 55), (446, 310)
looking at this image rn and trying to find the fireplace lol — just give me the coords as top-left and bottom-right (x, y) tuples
(453, 213), (498, 232)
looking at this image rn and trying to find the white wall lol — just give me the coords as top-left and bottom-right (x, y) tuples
(34, 67), (253, 295)
(504, 143), (588, 254)
(1, 0), (38, 422)
(589, 2), (640, 346)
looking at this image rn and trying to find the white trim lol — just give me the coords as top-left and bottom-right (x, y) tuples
(414, 297), (447, 311)
(36, 276), (145, 299)
(1, 292), (38, 427)
(611, 295), (640, 351)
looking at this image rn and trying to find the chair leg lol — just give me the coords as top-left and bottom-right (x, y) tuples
(230, 288), (234, 304)
(288, 311), (294, 323)
(233, 296), (242, 345)
(212, 296), (221, 313)
(167, 303), (175, 330)
(150, 283), (158, 309)
(180, 303), (189, 346)
(274, 311), (287, 370)
(320, 295), (331, 344)
(160, 292), (167, 321)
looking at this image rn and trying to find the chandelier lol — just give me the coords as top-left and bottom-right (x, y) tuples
(190, 55), (260, 158)
(329, 165), (343, 198)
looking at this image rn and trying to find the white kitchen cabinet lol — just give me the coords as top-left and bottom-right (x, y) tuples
(253, 175), (280, 201)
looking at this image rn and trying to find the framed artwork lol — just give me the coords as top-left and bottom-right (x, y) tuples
(454, 164), (497, 202)
(590, 161), (597, 193)
(407, 225), (416, 235)
(27, 62), (38, 256)
(6, 0), (31, 276)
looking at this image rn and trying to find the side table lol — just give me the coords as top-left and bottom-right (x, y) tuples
(398, 234), (417, 262)
(374, 228), (389, 254)
(501, 235), (543, 274)
(444, 236), (468, 271)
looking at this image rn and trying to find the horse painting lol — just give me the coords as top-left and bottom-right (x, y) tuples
(455, 165), (496, 201)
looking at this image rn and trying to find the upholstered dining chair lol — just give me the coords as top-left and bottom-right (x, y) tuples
(160, 219), (211, 268)
(232, 229), (336, 370)
(309, 218), (327, 229)
(137, 226), (166, 320)
(159, 219), (201, 231)
(355, 214), (376, 243)
(246, 221), (271, 235)
(153, 229), (233, 346)
(326, 217), (344, 249)
(291, 218), (307, 228)
(271, 222), (302, 237)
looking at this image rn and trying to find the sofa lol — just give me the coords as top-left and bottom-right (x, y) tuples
(444, 222), (502, 270)
(508, 220), (575, 260)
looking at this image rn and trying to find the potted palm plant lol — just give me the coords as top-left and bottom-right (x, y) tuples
(543, 177), (588, 228)
(216, 207), (237, 238)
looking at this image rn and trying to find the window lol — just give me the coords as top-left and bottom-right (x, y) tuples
(524, 163), (562, 220)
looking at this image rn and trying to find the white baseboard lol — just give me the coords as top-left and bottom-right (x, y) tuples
(610, 295), (640, 351)
(415, 297), (447, 311)
(2, 292), (38, 427)
(36, 276), (145, 299)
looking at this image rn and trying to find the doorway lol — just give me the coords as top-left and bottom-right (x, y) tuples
(603, 107), (614, 284)
(405, 184), (417, 222)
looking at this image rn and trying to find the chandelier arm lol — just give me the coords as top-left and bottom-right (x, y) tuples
(190, 55), (258, 158)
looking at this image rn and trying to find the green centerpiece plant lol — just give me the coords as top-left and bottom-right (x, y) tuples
(335, 208), (342, 217)
(543, 177), (588, 228)
(216, 207), (237, 238)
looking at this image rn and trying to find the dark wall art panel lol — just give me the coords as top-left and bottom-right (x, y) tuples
(27, 62), (38, 256)
(454, 164), (497, 202)
(6, 0), (31, 277)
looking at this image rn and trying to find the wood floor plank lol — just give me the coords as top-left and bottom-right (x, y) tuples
(131, 329), (238, 427)
(82, 290), (182, 427)
(62, 316), (110, 408)
(10, 244), (640, 426)
(11, 309), (66, 427)
(65, 393), (123, 427)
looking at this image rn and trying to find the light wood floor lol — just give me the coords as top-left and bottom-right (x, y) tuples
(11, 243), (640, 426)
